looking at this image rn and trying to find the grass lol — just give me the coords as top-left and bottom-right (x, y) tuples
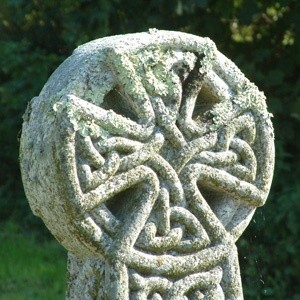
(0, 221), (67, 300)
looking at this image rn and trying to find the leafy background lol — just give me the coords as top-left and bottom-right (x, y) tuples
(0, 0), (299, 299)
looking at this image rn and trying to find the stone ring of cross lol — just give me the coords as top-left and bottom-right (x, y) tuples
(20, 30), (274, 299)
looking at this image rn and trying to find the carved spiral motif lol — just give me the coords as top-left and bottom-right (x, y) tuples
(20, 31), (274, 299)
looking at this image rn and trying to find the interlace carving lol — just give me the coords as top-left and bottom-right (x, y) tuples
(20, 31), (274, 300)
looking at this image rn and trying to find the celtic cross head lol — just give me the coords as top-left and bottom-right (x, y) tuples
(20, 30), (274, 299)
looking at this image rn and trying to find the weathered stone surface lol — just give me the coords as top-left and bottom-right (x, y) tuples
(20, 30), (274, 299)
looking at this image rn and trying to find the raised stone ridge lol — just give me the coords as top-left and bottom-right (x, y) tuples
(20, 30), (274, 299)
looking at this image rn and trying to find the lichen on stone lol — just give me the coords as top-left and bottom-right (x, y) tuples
(20, 30), (274, 300)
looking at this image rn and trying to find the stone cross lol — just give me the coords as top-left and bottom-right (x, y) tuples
(20, 30), (274, 299)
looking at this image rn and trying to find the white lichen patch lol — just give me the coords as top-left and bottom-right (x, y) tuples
(132, 48), (197, 99)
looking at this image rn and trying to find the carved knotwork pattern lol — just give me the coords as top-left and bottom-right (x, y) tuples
(63, 50), (262, 298)
(21, 32), (274, 300)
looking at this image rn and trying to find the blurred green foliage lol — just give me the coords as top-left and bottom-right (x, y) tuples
(0, 221), (66, 299)
(0, 0), (299, 298)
